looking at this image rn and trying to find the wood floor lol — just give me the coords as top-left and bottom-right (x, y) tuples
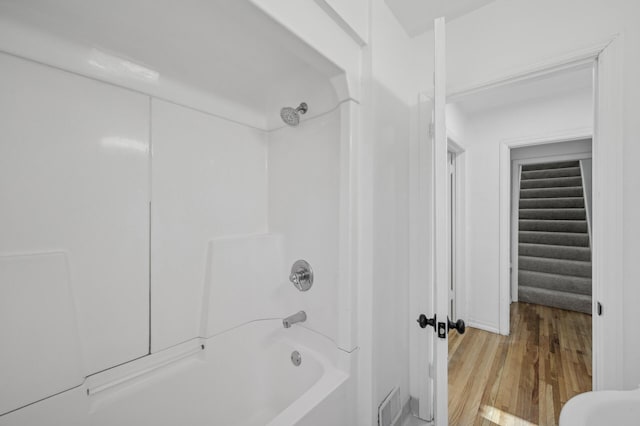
(448, 302), (591, 426)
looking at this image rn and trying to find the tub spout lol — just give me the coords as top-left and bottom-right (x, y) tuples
(283, 311), (307, 328)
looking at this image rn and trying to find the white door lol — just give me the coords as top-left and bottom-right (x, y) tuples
(414, 17), (451, 425)
(432, 17), (450, 426)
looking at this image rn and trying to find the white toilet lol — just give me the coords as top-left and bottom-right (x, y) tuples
(559, 387), (640, 426)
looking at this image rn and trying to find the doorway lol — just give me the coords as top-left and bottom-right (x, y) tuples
(446, 66), (595, 425)
(409, 25), (623, 426)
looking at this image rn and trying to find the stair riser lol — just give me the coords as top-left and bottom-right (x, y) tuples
(519, 256), (592, 278)
(520, 187), (583, 198)
(520, 209), (586, 220)
(519, 231), (590, 247)
(519, 220), (588, 233)
(519, 197), (585, 209)
(519, 271), (592, 295)
(518, 287), (591, 314)
(519, 243), (591, 261)
(521, 167), (581, 180)
(520, 176), (583, 189)
(522, 161), (580, 171)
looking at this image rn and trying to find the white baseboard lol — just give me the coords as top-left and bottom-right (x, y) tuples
(467, 319), (500, 335)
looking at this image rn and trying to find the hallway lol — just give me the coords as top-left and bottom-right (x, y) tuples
(448, 303), (591, 425)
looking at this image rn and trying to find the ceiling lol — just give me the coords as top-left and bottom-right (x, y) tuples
(385, 0), (497, 37)
(0, 0), (342, 126)
(450, 66), (593, 116)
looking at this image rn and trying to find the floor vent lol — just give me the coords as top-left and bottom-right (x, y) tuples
(378, 386), (402, 426)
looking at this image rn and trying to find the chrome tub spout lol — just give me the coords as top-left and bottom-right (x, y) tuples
(283, 311), (307, 328)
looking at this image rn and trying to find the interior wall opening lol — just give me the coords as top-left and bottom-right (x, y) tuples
(446, 64), (595, 425)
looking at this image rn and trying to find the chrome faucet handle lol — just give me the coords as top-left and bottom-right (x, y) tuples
(289, 260), (313, 291)
(289, 272), (301, 289)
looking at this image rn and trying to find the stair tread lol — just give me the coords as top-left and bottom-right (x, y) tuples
(518, 286), (591, 314)
(520, 230), (590, 237)
(520, 187), (584, 198)
(520, 176), (583, 189)
(519, 219), (588, 233)
(521, 167), (581, 179)
(519, 255), (591, 265)
(519, 269), (592, 281)
(519, 270), (592, 295)
(519, 255), (591, 278)
(519, 243), (591, 261)
(519, 197), (585, 208)
(519, 208), (586, 220)
(521, 161), (580, 171)
(519, 231), (590, 247)
(520, 186), (583, 192)
(519, 286), (592, 299)
(519, 242), (591, 251)
(519, 219), (587, 223)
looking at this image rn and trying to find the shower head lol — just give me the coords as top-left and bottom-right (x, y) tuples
(280, 102), (308, 127)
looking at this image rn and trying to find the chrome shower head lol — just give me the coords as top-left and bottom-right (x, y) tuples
(280, 102), (308, 126)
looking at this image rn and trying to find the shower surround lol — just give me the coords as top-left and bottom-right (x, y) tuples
(0, 1), (358, 424)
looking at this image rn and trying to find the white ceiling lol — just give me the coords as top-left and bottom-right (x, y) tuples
(450, 66), (593, 116)
(385, 0), (497, 36)
(0, 0), (342, 125)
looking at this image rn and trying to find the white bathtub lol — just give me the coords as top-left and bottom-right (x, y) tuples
(559, 387), (640, 426)
(0, 320), (352, 426)
(85, 320), (351, 426)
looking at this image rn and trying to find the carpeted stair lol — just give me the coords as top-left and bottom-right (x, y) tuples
(518, 160), (592, 314)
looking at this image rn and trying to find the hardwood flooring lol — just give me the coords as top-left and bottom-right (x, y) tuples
(448, 302), (591, 426)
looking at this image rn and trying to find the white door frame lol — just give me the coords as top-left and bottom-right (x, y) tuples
(510, 149), (593, 304)
(447, 137), (466, 323)
(412, 32), (623, 426)
(484, 37), (623, 391)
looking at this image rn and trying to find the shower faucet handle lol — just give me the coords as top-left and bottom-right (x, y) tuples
(289, 260), (313, 291)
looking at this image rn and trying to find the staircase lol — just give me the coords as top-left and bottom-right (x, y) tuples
(517, 160), (592, 314)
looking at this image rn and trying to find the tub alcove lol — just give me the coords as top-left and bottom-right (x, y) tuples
(0, 1), (357, 425)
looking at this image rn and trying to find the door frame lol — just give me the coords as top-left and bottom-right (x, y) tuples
(447, 137), (466, 323)
(411, 33), (622, 426)
(411, 35), (623, 423)
(468, 37), (623, 391)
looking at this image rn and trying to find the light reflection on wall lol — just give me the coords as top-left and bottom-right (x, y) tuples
(101, 137), (148, 154)
(88, 49), (159, 83)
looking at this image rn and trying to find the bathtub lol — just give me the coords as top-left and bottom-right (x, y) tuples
(559, 387), (640, 426)
(0, 320), (352, 426)
(85, 320), (352, 426)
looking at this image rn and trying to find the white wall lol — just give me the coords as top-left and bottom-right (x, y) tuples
(446, 103), (468, 143)
(249, 0), (363, 100)
(457, 88), (592, 331)
(314, 0), (369, 45)
(362, 0), (420, 421)
(511, 138), (592, 160)
(512, 139), (594, 236)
